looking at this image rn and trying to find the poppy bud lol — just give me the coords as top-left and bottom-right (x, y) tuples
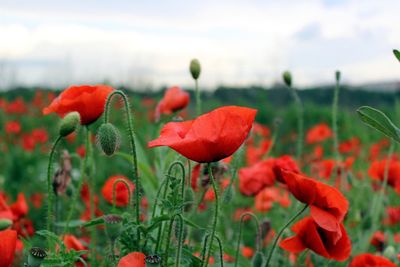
(282, 71), (292, 87)
(104, 214), (123, 242)
(252, 251), (264, 267)
(190, 59), (201, 80)
(28, 247), (47, 267)
(0, 218), (12, 230)
(335, 70), (341, 82)
(59, 112), (80, 137)
(222, 184), (234, 204)
(96, 123), (120, 156)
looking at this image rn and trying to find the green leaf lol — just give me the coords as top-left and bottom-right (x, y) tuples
(393, 49), (400, 62)
(357, 106), (400, 143)
(182, 217), (204, 229)
(82, 217), (105, 228)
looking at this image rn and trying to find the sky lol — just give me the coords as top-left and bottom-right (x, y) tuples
(0, 0), (400, 90)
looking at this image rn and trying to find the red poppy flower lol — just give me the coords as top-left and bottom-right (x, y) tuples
(255, 187), (291, 212)
(118, 252), (146, 267)
(239, 159), (275, 196)
(273, 155), (300, 183)
(281, 170), (349, 233)
(280, 217), (351, 261)
(63, 234), (86, 251)
(348, 253), (397, 267)
(148, 106), (257, 163)
(246, 140), (272, 165)
(242, 246), (254, 258)
(31, 128), (49, 144)
(370, 231), (386, 252)
(385, 206), (400, 225)
(368, 158), (400, 193)
(5, 98), (27, 114)
(10, 193), (28, 219)
(306, 123), (333, 144)
(43, 85), (114, 125)
(101, 176), (135, 207)
(5, 121), (21, 135)
(0, 229), (17, 267)
(339, 137), (361, 155)
(155, 86), (190, 120)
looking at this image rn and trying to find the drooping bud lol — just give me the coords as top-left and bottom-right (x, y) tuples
(190, 59), (201, 80)
(59, 112), (80, 137)
(282, 71), (292, 87)
(335, 70), (341, 82)
(252, 251), (264, 267)
(0, 219), (12, 230)
(104, 214), (123, 242)
(28, 247), (47, 267)
(96, 123), (120, 156)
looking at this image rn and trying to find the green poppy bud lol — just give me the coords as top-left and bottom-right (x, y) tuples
(59, 112), (80, 137)
(0, 218), (12, 230)
(96, 123), (120, 156)
(190, 59), (201, 80)
(282, 71), (292, 87)
(28, 247), (47, 267)
(252, 251), (264, 267)
(104, 214), (123, 242)
(335, 70), (341, 82)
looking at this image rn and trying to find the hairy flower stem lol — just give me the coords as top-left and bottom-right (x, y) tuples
(46, 135), (62, 239)
(264, 204), (308, 267)
(234, 212), (261, 267)
(155, 161), (185, 253)
(163, 214), (184, 267)
(201, 234), (224, 267)
(288, 85), (304, 161)
(104, 90), (140, 242)
(203, 163), (220, 267)
(63, 127), (90, 235)
(87, 128), (97, 264)
(195, 79), (201, 116)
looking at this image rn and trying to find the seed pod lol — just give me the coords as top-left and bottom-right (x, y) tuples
(96, 123), (120, 156)
(190, 59), (201, 80)
(252, 251), (264, 267)
(0, 219), (12, 230)
(104, 214), (123, 242)
(28, 247), (47, 267)
(59, 112), (80, 137)
(282, 71), (292, 87)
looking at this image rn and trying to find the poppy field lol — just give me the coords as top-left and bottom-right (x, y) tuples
(1, 54), (400, 267)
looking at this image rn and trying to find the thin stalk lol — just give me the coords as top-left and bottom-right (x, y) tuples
(203, 163), (220, 267)
(202, 234), (224, 267)
(87, 129), (97, 264)
(264, 204), (308, 267)
(234, 212), (261, 267)
(63, 127), (90, 235)
(288, 85), (304, 161)
(163, 214), (184, 267)
(195, 79), (201, 116)
(104, 90), (140, 241)
(46, 136), (62, 237)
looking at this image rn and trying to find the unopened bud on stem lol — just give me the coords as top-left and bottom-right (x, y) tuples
(190, 59), (201, 80)
(59, 112), (80, 137)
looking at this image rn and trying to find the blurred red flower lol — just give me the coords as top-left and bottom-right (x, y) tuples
(5, 121), (21, 135)
(101, 176), (135, 207)
(369, 158), (400, 193)
(242, 246), (254, 258)
(348, 253), (397, 267)
(370, 231), (386, 252)
(31, 128), (49, 144)
(155, 86), (190, 120)
(255, 187), (290, 212)
(63, 234), (86, 252)
(273, 155), (300, 183)
(43, 85), (114, 125)
(117, 252), (146, 267)
(148, 106), (257, 163)
(0, 229), (17, 267)
(281, 170), (349, 233)
(280, 217), (351, 261)
(239, 159), (275, 196)
(10, 193), (28, 219)
(306, 123), (332, 144)
(5, 98), (27, 114)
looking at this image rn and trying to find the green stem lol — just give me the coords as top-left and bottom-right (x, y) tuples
(46, 135), (62, 236)
(112, 178), (133, 212)
(63, 127), (90, 235)
(203, 163), (220, 267)
(163, 214), (184, 267)
(288, 85), (303, 161)
(104, 90), (140, 241)
(264, 204), (308, 267)
(195, 79), (201, 116)
(201, 234), (224, 267)
(234, 212), (261, 267)
(87, 128), (97, 264)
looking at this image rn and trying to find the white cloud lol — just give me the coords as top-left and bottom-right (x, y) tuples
(0, 0), (399, 89)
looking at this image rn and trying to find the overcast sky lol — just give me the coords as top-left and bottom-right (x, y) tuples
(1, 0), (400, 90)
